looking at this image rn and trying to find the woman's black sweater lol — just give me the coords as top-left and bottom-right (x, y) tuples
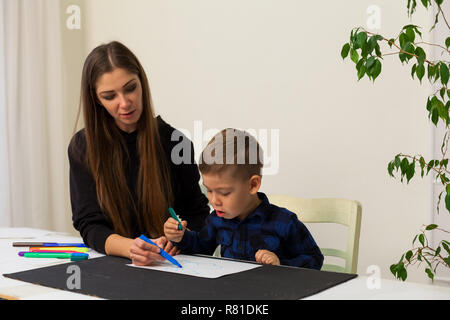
(68, 116), (210, 253)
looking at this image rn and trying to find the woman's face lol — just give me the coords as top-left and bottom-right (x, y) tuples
(95, 68), (143, 133)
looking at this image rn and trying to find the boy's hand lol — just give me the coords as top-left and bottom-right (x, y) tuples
(164, 217), (187, 243)
(255, 249), (280, 266)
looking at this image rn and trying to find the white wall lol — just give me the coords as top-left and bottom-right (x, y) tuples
(61, 0), (86, 235)
(430, 1), (450, 285)
(77, 0), (436, 283)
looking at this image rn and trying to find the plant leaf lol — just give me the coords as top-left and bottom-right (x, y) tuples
(425, 224), (438, 230)
(388, 161), (395, 177)
(350, 48), (359, 64)
(442, 242), (450, 255)
(358, 63), (366, 80)
(405, 250), (413, 262)
(412, 234), (418, 245)
(406, 161), (415, 183)
(431, 106), (439, 125)
(415, 47), (426, 64)
(341, 43), (350, 60)
(445, 192), (450, 212)
(356, 32), (368, 49)
(366, 56), (376, 70)
(406, 26), (415, 42)
(388, 38), (395, 48)
(435, 246), (441, 257)
(419, 233), (425, 246)
(416, 63), (425, 83)
(411, 63), (417, 79)
(428, 64), (437, 82)
(440, 63), (449, 85)
(425, 268), (434, 280)
(371, 59), (382, 81)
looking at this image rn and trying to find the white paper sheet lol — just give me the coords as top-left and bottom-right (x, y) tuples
(127, 254), (261, 278)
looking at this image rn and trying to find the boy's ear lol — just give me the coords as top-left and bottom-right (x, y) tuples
(248, 175), (262, 195)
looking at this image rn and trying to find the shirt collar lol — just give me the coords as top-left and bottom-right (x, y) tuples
(231, 192), (270, 224)
(249, 192), (271, 220)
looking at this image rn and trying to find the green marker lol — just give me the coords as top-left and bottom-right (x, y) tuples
(19, 252), (89, 261)
(169, 207), (182, 230)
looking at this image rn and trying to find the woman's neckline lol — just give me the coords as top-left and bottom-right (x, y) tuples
(118, 127), (138, 143)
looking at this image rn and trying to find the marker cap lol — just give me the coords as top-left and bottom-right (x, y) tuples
(70, 253), (89, 261)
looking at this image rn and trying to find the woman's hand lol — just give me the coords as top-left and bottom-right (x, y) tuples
(164, 217), (188, 243)
(129, 236), (166, 266)
(255, 249), (280, 266)
(129, 236), (181, 266)
(160, 237), (181, 256)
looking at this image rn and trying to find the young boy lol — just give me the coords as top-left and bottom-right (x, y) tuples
(164, 128), (324, 269)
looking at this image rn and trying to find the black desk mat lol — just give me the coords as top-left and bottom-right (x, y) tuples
(3, 255), (357, 300)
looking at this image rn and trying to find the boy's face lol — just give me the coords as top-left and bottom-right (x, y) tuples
(202, 169), (261, 221)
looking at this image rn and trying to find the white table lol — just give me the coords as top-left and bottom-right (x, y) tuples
(305, 274), (450, 300)
(1, 228), (449, 300)
(0, 228), (104, 300)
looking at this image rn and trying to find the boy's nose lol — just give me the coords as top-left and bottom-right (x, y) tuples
(210, 193), (222, 206)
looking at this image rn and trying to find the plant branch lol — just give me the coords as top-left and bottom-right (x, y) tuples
(381, 52), (402, 57)
(361, 28), (437, 66)
(420, 224), (450, 235)
(415, 41), (450, 55)
(404, 245), (449, 269)
(399, 153), (450, 177)
(437, 4), (450, 30)
(443, 130), (450, 159)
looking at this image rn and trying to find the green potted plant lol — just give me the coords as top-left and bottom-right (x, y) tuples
(341, 0), (449, 281)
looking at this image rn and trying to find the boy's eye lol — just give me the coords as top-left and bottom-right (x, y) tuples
(220, 192), (231, 196)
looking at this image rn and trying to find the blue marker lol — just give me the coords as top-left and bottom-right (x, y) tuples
(12, 242), (87, 248)
(139, 235), (182, 268)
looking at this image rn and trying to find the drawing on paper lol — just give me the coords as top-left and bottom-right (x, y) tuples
(127, 254), (261, 279)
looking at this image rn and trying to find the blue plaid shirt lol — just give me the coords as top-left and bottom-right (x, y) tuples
(174, 192), (324, 269)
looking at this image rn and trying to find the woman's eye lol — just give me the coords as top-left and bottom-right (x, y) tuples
(102, 94), (115, 101)
(125, 84), (136, 92)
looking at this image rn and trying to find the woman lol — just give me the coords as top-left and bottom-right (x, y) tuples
(68, 41), (210, 266)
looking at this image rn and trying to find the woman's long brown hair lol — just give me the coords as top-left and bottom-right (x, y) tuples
(75, 41), (173, 238)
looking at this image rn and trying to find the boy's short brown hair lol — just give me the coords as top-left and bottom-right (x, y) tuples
(199, 128), (264, 180)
